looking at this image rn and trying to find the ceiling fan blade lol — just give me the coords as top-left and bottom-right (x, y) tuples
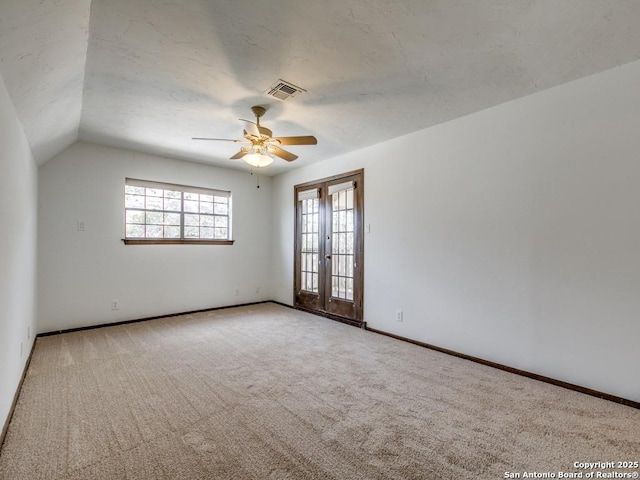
(269, 145), (298, 162)
(239, 119), (261, 138)
(192, 137), (241, 142)
(272, 135), (318, 146)
(230, 147), (251, 159)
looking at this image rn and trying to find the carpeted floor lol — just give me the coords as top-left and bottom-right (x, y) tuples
(1, 303), (639, 479)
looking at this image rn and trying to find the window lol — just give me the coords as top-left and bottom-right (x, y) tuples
(124, 178), (233, 245)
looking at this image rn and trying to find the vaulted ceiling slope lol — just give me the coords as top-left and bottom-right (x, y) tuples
(2, 1), (640, 173)
(0, 0), (91, 164)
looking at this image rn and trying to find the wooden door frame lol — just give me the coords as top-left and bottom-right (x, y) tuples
(293, 169), (364, 326)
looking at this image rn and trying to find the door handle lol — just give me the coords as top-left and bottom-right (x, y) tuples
(325, 255), (331, 259)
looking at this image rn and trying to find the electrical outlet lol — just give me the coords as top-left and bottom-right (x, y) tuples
(234, 288), (239, 297)
(256, 287), (260, 294)
(112, 300), (119, 310)
(20, 342), (23, 358)
(27, 326), (30, 339)
(395, 310), (403, 322)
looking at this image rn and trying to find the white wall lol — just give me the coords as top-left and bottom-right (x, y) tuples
(0, 73), (38, 430)
(38, 142), (272, 332)
(272, 60), (640, 402)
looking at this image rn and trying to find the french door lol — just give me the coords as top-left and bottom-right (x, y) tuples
(294, 169), (364, 325)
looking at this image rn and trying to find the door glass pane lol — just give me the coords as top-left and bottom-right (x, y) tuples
(346, 232), (354, 254)
(346, 255), (354, 278)
(331, 187), (355, 299)
(300, 198), (319, 293)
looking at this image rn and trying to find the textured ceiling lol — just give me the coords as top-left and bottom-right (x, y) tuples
(2, 1), (640, 174)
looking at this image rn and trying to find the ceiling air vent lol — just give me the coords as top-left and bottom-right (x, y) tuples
(266, 79), (306, 101)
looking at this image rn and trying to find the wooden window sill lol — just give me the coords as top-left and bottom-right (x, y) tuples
(122, 239), (234, 245)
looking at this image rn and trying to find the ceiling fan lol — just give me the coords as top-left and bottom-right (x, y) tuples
(193, 105), (317, 167)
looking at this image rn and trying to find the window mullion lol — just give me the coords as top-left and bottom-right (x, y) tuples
(180, 191), (185, 240)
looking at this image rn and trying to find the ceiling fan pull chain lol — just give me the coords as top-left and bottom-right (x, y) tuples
(250, 169), (261, 188)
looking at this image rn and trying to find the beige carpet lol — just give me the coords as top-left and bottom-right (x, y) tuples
(1, 303), (639, 479)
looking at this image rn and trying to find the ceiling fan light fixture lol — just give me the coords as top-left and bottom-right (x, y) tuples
(243, 147), (273, 168)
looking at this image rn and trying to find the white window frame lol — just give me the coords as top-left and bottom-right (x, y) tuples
(123, 178), (233, 245)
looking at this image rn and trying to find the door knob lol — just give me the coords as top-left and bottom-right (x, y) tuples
(325, 255), (331, 259)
